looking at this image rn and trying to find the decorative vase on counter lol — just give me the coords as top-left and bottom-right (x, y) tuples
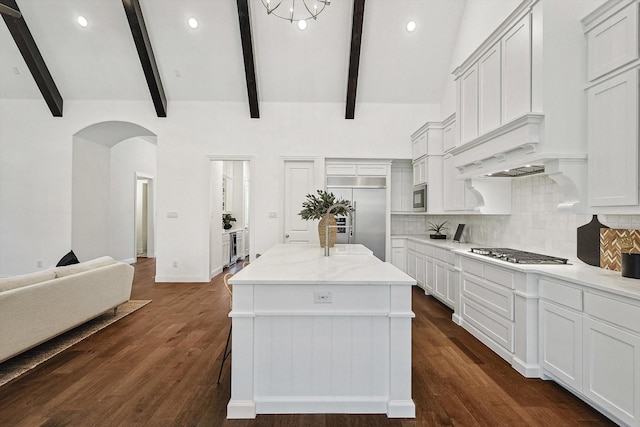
(318, 214), (337, 248)
(430, 234), (446, 240)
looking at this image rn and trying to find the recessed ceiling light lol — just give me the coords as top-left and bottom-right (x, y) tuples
(406, 21), (416, 32)
(188, 17), (198, 29)
(297, 20), (308, 30)
(77, 16), (88, 27)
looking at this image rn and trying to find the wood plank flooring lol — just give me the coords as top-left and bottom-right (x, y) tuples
(0, 258), (616, 426)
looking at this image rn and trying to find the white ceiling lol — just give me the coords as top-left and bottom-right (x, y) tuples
(0, 0), (466, 108)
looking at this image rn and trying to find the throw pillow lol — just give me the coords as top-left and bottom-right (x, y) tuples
(56, 250), (79, 267)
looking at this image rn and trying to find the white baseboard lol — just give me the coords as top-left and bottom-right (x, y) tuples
(227, 400), (256, 419)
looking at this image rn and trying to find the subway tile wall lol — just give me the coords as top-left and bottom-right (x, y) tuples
(391, 175), (640, 260)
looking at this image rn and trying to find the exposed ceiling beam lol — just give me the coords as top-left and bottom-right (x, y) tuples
(122, 0), (167, 118)
(1, 0), (63, 117)
(237, 0), (260, 119)
(345, 0), (366, 120)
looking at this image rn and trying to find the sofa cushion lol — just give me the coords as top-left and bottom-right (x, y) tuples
(0, 269), (56, 292)
(56, 250), (79, 267)
(54, 256), (116, 278)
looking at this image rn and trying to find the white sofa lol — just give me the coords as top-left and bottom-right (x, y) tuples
(0, 256), (134, 363)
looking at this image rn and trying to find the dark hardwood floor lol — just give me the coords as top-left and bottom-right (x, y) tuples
(0, 257), (615, 426)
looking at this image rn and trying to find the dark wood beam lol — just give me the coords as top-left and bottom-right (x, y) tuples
(122, 0), (167, 117)
(345, 0), (366, 120)
(1, 0), (63, 117)
(237, 0), (259, 119)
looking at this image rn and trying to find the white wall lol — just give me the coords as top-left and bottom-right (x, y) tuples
(72, 137), (111, 261)
(0, 99), (438, 279)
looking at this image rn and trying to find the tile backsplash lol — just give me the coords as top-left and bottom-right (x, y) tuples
(391, 175), (640, 261)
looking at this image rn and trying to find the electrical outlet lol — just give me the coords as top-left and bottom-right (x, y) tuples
(314, 291), (332, 304)
(173, 261), (178, 268)
(268, 212), (277, 218)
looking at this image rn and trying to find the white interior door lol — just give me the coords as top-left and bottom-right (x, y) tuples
(284, 160), (317, 244)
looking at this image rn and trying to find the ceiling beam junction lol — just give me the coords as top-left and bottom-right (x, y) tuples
(1, 0), (63, 117)
(345, 0), (366, 120)
(122, 0), (167, 118)
(237, 0), (260, 119)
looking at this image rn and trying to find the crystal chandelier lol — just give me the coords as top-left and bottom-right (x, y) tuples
(260, 0), (330, 23)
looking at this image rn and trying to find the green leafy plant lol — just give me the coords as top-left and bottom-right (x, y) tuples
(298, 190), (352, 221)
(427, 221), (449, 235)
(222, 213), (237, 229)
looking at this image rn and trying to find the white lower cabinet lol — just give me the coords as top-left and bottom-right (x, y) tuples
(434, 262), (447, 301)
(538, 278), (640, 426)
(390, 238), (406, 272)
(539, 300), (583, 392)
(416, 253), (427, 291)
(583, 317), (640, 426)
(221, 233), (230, 268)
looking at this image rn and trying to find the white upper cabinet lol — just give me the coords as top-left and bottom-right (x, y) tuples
(502, 14), (531, 123)
(391, 162), (413, 212)
(583, 0), (640, 210)
(442, 114), (457, 153)
(586, 1), (639, 81)
(587, 69), (638, 207)
(412, 133), (428, 160)
(455, 10), (533, 148)
(478, 43), (502, 134)
(460, 65), (479, 144)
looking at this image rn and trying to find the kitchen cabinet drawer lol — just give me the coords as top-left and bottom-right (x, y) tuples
(461, 257), (484, 278)
(461, 295), (514, 352)
(415, 242), (428, 256)
(485, 265), (515, 289)
(433, 247), (449, 263)
(391, 238), (405, 248)
(539, 278), (583, 311)
(584, 292), (640, 335)
(462, 273), (514, 320)
(357, 164), (387, 176)
(407, 240), (417, 251)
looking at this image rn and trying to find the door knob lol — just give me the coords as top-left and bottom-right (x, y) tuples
(285, 234), (290, 238)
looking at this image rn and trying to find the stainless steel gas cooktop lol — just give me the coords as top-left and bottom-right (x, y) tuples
(470, 248), (569, 264)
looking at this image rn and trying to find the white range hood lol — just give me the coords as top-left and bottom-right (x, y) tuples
(450, 113), (587, 212)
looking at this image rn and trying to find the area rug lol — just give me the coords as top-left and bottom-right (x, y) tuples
(0, 299), (151, 387)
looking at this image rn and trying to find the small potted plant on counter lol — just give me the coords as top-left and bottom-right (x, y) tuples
(223, 213), (236, 230)
(427, 221), (449, 239)
(298, 190), (352, 248)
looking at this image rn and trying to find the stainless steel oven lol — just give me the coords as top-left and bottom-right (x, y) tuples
(413, 184), (427, 212)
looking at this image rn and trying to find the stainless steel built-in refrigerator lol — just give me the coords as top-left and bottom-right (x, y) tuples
(327, 176), (386, 261)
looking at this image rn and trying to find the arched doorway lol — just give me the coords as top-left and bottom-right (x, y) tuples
(72, 121), (157, 263)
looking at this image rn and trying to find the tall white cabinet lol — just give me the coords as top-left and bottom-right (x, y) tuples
(583, 0), (640, 211)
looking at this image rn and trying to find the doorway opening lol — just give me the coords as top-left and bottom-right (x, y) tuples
(135, 175), (154, 258)
(207, 156), (253, 279)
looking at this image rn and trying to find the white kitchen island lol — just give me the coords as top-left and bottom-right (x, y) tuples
(226, 243), (416, 419)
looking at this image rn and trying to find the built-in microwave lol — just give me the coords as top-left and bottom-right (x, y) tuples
(413, 184), (427, 212)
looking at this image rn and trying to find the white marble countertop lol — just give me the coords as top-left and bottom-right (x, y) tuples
(391, 234), (640, 301)
(229, 243), (415, 286)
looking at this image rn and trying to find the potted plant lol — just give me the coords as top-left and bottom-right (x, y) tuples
(299, 190), (352, 248)
(222, 213), (236, 230)
(427, 221), (449, 239)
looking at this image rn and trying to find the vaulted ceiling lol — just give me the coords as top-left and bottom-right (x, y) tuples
(0, 0), (466, 118)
